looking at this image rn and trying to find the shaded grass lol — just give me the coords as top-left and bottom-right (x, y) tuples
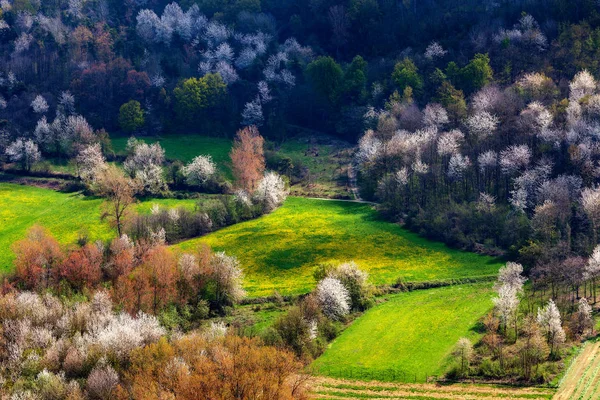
(111, 134), (233, 177)
(176, 197), (503, 297)
(312, 284), (494, 382)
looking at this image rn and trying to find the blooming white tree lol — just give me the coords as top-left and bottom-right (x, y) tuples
(254, 172), (288, 211)
(124, 141), (167, 194)
(500, 144), (531, 175)
(424, 41), (447, 59)
(75, 144), (107, 184)
(437, 129), (464, 157)
(493, 283), (519, 335)
(356, 130), (382, 165)
(452, 337), (473, 376)
(241, 97), (264, 126)
(478, 150), (497, 173)
(447, 153), (471, 180)
(316, 277), (350, 320)
(586, 244), (600, 302)
(86, 363), (119, 400)
(422, 103), (449, 128)
(575, 297), (593, 337)
(31, 95), (49, 114)
(209, 252), (245, 304)
(536, 299), (565, 355)
(466, 111), (499, 139)
(5, 138), (42, 171)
(472, 85), (503, 113)
(569, 70), (596, 101)
(496, 262), (527, 292)
(182, 155), (216, 186)
(521, 102), (552, 133)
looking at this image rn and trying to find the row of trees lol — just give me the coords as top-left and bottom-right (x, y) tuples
(450, 262), (594, 382)
(12, 225), (245, 316)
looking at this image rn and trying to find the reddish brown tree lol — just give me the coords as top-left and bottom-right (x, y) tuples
(58, 244), (103, 290)
(230, 126), (265, 193)
(142, 245), (178, 314)
(12, 225), (64, 290)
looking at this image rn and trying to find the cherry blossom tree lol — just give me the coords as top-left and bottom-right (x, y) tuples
(253, 171), (288, 211)
(5, 138), (42, 171)
(536, 299), (565, 356)
(182, 155), (216, 186)
(316, 277), (350, 320)
(31, 95), (49, 114)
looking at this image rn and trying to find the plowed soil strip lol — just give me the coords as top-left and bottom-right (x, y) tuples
(309, 376), (554, 400)
(554, 341), (600, 400)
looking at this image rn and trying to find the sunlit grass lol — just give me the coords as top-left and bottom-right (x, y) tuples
(0, 183), (198, 270)
(176, 197), (503, 297)
(312, 283), (493, 382)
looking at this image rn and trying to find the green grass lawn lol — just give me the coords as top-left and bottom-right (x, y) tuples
(111, 134), (233, 177)
(0, 183), (201, 271)
(176, 197), (503, 297)
(312, 283), (493, 382)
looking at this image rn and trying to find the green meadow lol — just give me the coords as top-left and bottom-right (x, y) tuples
(176, 197), (503, 297)
(0, 183), (198, 270)
(312, 283), (493, 382)
(111, 134), (233, 176)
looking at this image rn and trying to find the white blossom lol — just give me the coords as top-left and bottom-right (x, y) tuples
(76, 144), (107, 184)
(570, 70), (596, 101)
(253, 172), (288, 211)
(437, 129), (464, 156)
(537, 299), (566, 353)
(241, 97), (264, 127)
(447, 153), (471, 180)
(500, 144), (531, 175)
(31, 95), (49, 114)
(466, 111), (499, 139)
(316, 277), (350, 320)
(182, 155), (216, 186)
(424, 41), (447, 59)
(423, 103), (449, 128)
(5, 138), (42, 171)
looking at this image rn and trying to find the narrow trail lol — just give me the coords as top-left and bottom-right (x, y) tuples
(347, 163), (362, 201)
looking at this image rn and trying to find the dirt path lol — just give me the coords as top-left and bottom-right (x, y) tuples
(554, 341), (600, 400)
(309, 376), (555, 400)
(347, 163), (361, 201)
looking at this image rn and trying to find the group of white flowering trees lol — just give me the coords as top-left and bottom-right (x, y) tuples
(134, 2), (312, 131)
(458, 261), (595, 381)
(358, 67), (600, 283)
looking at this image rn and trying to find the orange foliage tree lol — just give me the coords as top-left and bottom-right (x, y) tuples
(57, 243), (103, 290)
(118, 334), (308, 400)
(12, 225), (64, 290)
(230, 126), (265, 193)
(113, 245), (178, 315)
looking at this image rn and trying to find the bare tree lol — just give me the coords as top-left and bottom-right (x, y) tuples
(95, 165), (140, 237)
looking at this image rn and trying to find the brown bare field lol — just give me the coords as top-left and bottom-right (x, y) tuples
(554, 341), (600, 400)
(309, 376), (555, 399)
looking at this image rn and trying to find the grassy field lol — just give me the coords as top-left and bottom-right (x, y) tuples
(176, 197), (503, 297)
(268, 137), (352, 198)
(111, 134), (233, 176)
(311, 284), (494, 382)
(0, 183), (200, 271)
